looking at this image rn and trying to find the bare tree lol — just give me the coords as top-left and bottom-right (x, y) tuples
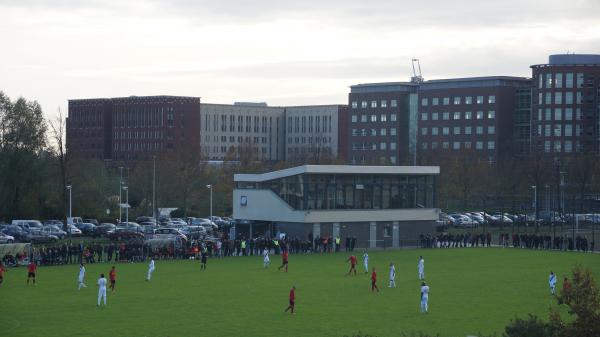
(48, 108), (69, 230)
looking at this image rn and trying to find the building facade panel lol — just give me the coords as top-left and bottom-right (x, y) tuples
(531, 54), (600, 155)
(200, 103), (285, 161)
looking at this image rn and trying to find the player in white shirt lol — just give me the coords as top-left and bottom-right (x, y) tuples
(97, 273), (107, 306)
(389, 262), (396, 288)
(549, 271), (557, 295)
(146, 259), (155, 281)
(363, 250), (369, 274)
(420, 281), (430, 313)
(263, 248), (270, 268)
(418, 256), (425, 280)
(77, 263), (87, 290)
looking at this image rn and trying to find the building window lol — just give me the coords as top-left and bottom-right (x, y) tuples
(390, 156), (396, 164)
(464, 111), (472, 119)
(351, 101), (358, 109)
(380, 114), (387, 122)
(476, 126), (483, 135)
(432, 98), (439, 106)
(381, 100), (388, 108)
(421, 98), (428, 106)
(390, 142), (397, 150)
(465, 126), (472, 135)
(565, 73), (574, 88)
(488, 111), (495, 119)
(565, 124), (572, 136)
(453, 141), (460, 150)
(464, 141), (472, 149)
(488, 126), (495, 134)
(371, 129), (376, 136)
(391, 100), (397, 107)
(442, 142), (449, 149)
(390, 114), (397, 121)
(544, 124), (551, 137)
(554, 124), (562, 137)
(453, 126), (460, 135)
(554, 108), (562, 121)
(554, 92), (562, 105)
(380, 128), (387, 136)
(555, 73), (563, 88)
(371, 115), (377, 122)
(488, 96), (496, 104)
(465, 96), (472, 104)
(554, 141), (562, 152)
(443, 112), (450, 120)
(544, 141), (551, 152)
(431, 142), (438, 149)
(432, 112), (439, 120)
(565, 92), (573, 104)
(352, 115), (357, 123)
(421, 113), (428, 121)
(453, 112), (460, 120)
(454, 97), (461, 105)
(442, 127), (449, 135)
(546, 73), (552, 88)
(576, 73), (584, 87)
(421, 128), (428, 135)
(443, 97), (450, 105)
(476, 96), (483, 104)
(390, 128), (397, 135)
(476, 141), (483, 150)
(476, 111), (483, 119)
(431, 127), (438, 135)
(565, 108), (573, 120)
(576, 92), (582, 104)
(380, 142), (387, 150)
(371, 101), (377, 108)
(564, 141), (573, 152)
(545, 108), (551, 121)
(576, 108), (581, 120)
(487, 141), (495, 150)
(361, 101), (368, 108)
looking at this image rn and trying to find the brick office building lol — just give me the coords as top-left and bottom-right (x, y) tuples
(67, 95), (201, 162)
(417, 77), (532, 164)
(347, 82), (419, 165)
(531, 54), (600, 155)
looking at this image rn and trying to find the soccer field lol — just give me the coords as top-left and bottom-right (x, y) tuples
(1, 248), (599, 337)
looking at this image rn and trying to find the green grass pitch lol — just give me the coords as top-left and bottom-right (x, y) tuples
(1, 248), (599, 337)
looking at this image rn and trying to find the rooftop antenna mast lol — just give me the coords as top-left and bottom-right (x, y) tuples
(411, 58), (424, 83)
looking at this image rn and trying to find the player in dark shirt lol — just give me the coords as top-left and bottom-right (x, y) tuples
(347, 255), (357, 275)
(27, 261), (37, 285)
(277, 250), (289, 272)
(371, 267), (379, 293)
(284, 285), (296, 314)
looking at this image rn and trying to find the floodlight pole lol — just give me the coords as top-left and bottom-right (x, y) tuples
(207, 184), (213, 221)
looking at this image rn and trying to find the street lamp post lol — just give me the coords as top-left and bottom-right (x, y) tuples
(123, 186), (129, 224)
(531, 185), (537, 223)
(206, 184), (213, 221)
(66, 184), (72, 218)
(119, 166), (123, 223)
(153, 155), (157, 223)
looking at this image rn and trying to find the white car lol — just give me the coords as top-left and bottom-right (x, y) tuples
(66, 224), (82, 236)
(0, 232), (15, 244)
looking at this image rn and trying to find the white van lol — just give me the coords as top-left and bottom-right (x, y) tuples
(12, 220), (44, 231)
(67, 217), (83, 225)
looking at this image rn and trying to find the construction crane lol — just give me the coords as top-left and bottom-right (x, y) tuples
(411, 58), (424, 83)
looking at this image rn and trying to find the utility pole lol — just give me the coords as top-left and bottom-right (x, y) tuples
(119, 166), (123, 223)
(123, 186), (129, 224)
(206, 184), (213, 222)
(153, 155), (157, 222)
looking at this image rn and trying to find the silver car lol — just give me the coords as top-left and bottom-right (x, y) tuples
(0, 232), (15, 244)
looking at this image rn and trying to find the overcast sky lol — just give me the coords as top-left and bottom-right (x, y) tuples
(1, 0), (599, 118)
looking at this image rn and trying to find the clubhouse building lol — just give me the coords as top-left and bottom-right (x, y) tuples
(233, 165), (440, 248)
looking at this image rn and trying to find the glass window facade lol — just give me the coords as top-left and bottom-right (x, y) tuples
(237, 173), (435, 211)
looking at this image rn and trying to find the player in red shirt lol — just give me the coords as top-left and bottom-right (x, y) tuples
(284, 285), (296, 314)
(27, 261), (37, 285)
(0, 262), (6, 286)
(371, 267), (379, 293)
(347, 255), (357, 275)
(277, 250), (289, 272)
(109, 266), (117, 292)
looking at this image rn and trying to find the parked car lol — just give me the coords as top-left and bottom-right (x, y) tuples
(0, 232), (15, 244)
(44, 220), (64, 227)
(192, 218), (218, 230)
(84, 219), (99, 226)
(2, 225), (29, 241)
(170, 218), (187, 226)
(117, 222), (141, 232)
(12, 220), (44, 232)
(24, 230), (58, 243)
(154, 227), (188, 241)
(42, 225), (67, 239)
(67, 217), (83, 225)
(75, 222), (97, 236)
(180, 226), (207, 240)
(107, 228), (145, 241)
(66, 224), (82, 236)
(93, 223), (116, 237)
(136, 216), (156, 224)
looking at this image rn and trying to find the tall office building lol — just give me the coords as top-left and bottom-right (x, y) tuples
(417, 77), (531, 163)
(67, 95), (201, 162)
(347, 82), (419, 165)
(531, 54), (600, 155)
(200, 103), (285, 161)
(284, 105), (348, 162)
